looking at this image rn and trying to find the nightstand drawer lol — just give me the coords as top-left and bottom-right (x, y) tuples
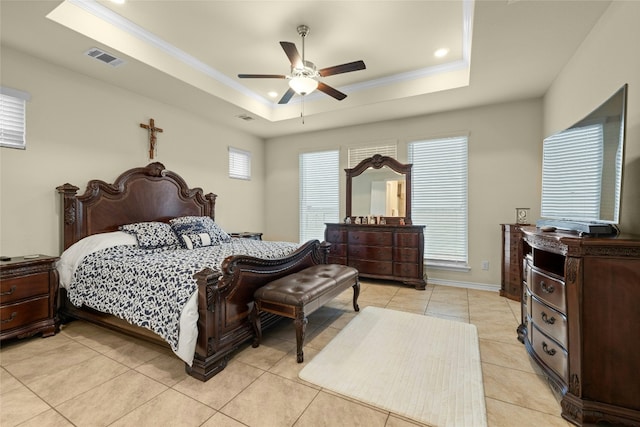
(1, 272), (50, 304)
(0, 297), (50, 332)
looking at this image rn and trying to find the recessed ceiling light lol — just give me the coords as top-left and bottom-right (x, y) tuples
(111, 0), (126, 4)
(268, 91), (278, 98)
(434, 48), (449, 58)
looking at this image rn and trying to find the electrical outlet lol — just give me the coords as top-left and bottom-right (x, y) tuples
(481, 261), (489, 270)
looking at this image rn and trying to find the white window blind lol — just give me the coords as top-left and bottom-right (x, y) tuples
(409, 136), (468, 265)
(541, 124), (603, 220)
(299, 150), (339, 243)
(348, 144), (397, 168)
(228, 146), (251, 180)
(0, 87), (30, 149)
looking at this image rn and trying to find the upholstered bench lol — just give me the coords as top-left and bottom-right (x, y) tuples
(251, 264), (360, 363)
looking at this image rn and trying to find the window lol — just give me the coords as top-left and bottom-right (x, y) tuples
(409, 136), (468, 267)
(299, 150), (339, 243)
(348, 144), (397, 168)
(228, 146), (251, 180)
(0, 87), (30, 149)
(541, 124), (603, 220)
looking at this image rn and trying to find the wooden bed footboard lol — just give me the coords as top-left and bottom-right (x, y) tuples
(188, 239), (329, 381)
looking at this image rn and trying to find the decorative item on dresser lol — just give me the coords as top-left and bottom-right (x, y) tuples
(325, 154), (426, 290)
(500, 224), (530, 301)
(517, 226), (640, 426)
(0, 255), (59, 341)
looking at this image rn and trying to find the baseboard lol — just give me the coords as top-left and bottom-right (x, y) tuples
(427, 277), (500, 293)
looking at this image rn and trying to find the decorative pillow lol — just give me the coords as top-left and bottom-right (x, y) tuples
(119, 221), (180, 249)
(181, 233), (214, 250)
(170, 216), (231, 247)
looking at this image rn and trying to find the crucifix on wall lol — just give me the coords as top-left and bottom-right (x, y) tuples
(140, 118), (163, 159)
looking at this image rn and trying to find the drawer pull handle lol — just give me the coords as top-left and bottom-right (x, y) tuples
(542, 341), (557, 356)
(1, 285), (17, 296)
(540, 280), (555, 294)
(541, 312), (556, 325)
(1, 312), (17, 324)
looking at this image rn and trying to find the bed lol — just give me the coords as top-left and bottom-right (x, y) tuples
(56, 162), (329, 381)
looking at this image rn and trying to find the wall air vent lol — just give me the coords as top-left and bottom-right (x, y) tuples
(84, 48), (125, 67)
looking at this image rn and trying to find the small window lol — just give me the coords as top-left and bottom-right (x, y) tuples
(228, 147), (251, 180)
(0, 87), (31, 150)
(348, 144), (397, 168)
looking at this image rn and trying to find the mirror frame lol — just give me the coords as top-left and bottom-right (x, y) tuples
(346, 154), (413, 224)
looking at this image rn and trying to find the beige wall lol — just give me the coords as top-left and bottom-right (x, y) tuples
(544, 1), (640, 234)
(265, 99), (543, 290)
(0, 48), (265, 257)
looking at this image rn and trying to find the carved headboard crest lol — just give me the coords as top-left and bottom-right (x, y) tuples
(56, 163), (217, 251)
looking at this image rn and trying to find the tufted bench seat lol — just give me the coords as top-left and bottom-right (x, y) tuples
(251, 264), (360, 363)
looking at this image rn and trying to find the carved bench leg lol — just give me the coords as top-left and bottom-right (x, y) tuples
(294, 310), (308, 363)
(352, 278), (360, 312)
(250, 302), (262, 348)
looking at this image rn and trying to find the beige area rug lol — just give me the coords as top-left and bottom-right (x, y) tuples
(299, 306), (487, 427)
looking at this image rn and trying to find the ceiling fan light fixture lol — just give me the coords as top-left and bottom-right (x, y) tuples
(289, 76), (318, 95)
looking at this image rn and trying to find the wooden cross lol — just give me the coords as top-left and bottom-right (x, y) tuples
(140, 118), (163, 159)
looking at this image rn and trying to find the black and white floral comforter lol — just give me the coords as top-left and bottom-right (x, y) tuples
(67, 238), (300, 356)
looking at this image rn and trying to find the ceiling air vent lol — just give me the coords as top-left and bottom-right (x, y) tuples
(84, 48), (125, 67)
(236, 114), (255, 122)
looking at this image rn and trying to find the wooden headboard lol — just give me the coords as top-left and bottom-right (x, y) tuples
(57, 162), (217, 251)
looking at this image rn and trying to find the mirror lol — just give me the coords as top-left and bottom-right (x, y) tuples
(346, 154), (413, 224)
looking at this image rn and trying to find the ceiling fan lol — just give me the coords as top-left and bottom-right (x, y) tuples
(238, 25), (366, 105)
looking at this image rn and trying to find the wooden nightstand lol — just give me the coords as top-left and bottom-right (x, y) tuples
(0, 255), (60, 341)
(229, 232), (263, 241)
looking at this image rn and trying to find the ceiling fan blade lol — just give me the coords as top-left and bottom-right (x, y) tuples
(278, 88), (296, 104)
(317, 82), (347, 101)
(280, 41), (302, 68)
(237, 74), (287, 79)
(318, 60), (366, 77)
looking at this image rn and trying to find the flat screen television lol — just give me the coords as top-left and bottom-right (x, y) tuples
(537, 84), (628, 235)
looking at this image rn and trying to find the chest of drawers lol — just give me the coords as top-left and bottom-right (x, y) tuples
(1, 255), (59, 341)
(518, 227), (640, 426)
(325, 223), (426, 289)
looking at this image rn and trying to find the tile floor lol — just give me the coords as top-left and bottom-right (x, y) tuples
(0, 281), (573, 427)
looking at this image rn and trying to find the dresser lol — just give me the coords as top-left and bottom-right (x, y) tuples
(1, 255), (59, 341)
(325, 223), (426, 290)
(500, 224), (529, 301)
(517, 227), (640, 426)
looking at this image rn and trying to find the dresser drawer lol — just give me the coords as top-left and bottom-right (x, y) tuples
(348, 259), (393, 276)
(393, 247), (419, 263)
(393, 262), (419, 278)
(325, 228), (347, 243)
(531, 296), (567, 348)
(0, 272), (50, 304)
(348, 231), (393, 246)
(0, 297), (50, 332)
(530, 323), (568, 382)
(329, 243), (347, 257)
(349, 245), (392, 261)
(530, 266), (566, 313)
(394, 232), (420, 247)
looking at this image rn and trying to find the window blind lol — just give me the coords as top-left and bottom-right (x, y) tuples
(299, 150), (339, 243)
(0, 87), (30, 149)
(409, 136), (468, 264)
(228, 146), (251, 180)
(348, 144), (397, 168)
(541, 124), (602, 220)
